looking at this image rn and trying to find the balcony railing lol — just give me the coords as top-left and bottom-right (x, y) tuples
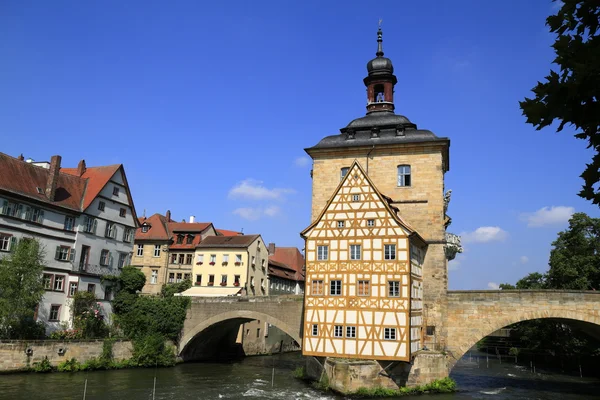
(73, 262), (120, 277)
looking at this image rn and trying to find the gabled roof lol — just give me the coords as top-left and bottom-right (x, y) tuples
(268, 259), (299, 281)
(269, 247), (305, 282)
(62, 164), (120, 210)
(196, 234), (260, 248)
(135, 213), (170, 241)
(300, 160), (425, 244)
(0, 153), (86, 211)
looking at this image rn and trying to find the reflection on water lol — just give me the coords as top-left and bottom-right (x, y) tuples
(0, 351), (598, 399)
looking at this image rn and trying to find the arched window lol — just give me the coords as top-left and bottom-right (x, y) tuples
(374, 84), (385, 102)
(397, 165), (411, 187)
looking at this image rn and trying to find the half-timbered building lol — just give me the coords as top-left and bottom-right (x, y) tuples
(301, 161), (426, 361)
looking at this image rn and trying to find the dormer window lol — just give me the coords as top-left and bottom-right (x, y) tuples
(186, 235), (194, 244)
(141, 225), (149, 233)
(176, 235), (184, 244)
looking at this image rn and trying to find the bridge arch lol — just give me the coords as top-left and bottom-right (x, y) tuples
(447, 291), (600, 368)
(179, 309), (302, 359)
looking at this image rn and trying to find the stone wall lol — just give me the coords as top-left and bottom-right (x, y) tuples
(0, 340), (133, 372)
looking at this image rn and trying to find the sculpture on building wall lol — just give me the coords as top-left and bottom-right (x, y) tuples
(442, 189), (463, 260)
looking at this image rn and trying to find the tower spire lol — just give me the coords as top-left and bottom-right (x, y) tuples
(376, 20), (384, 57)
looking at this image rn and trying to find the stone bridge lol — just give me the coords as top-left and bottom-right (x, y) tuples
(446, 290), (600, 364)
(178, 291), (600, 366)
(179, 295), (303, 360)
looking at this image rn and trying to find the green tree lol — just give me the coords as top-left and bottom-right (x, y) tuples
(0, 239), (46, 339)
(520, 0), (600, 205)
(546, 212), (600, 290)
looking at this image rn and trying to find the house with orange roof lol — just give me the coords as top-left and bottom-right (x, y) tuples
(0, 152), (138, 331)
(267, 243), (305, 295)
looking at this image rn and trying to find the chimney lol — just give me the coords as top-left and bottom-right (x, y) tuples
(268, 243), (276, 255)
(45, 155), (61, 201)
(17, 154), (24, 161)
(189, 215), (195, 223)
(77, 159), (86, 176)
(166, 210), (171, 221)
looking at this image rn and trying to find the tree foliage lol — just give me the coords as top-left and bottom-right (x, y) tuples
(110, 267), (190, 365)
(0, 239), (47, 339)
(520, 0), (600, 205)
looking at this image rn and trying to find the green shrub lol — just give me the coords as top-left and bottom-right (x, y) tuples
(32, 356), (52, 372)
(130, 333), (176, 367)
(351, 377), (457, 397)
(57, 358), (81, 372)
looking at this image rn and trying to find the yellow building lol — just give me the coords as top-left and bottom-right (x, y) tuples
(180, 234), (269, 297)
(301, 162), (425, 361)
(133, 212), (171, 294)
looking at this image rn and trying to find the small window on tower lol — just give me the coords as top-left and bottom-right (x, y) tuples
(426, 326), (436, 336)
(340, 167), (349, 181)
(374, 84), (385, 102)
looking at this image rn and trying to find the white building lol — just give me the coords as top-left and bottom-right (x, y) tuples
(0, 153), (138, 332)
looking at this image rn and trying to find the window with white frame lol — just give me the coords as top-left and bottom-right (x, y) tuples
(397, 165), (411, 187)
(141, 225), (149, 233)
(105, 222), (117, 239)
(1, 200), (17, 217)
(154, 245), (161, 257)
(384, 328), (397, 340)
(352, 194), (360, 202)
(388, 281), (400, 297)
(330, 280), (342, 296)
(24, 206), (43, 223)
(64, 216), (75, 231)
(49, 305), (60, 321)
(83, 216), (97, 234)
(346, 326), (356, 338)
(210, 254), (216, 263)
(113, 186), (120, 196)
(54, 246), (73, 262)
(312, 324), (318, 336)
(235, 254), (242, 264)
(367, 219), (375, 227)
(136, 244), (144, 256)
(350, 244), (361, 260)
(222, 254), (229, 264)
(197, 254), (204, 263)
(100, 249), (111, 266)
(317, 245), (328, 260)
(333, 325), (343, 338)
(168, 273), (175, 283)
(69, 282), (78, 296)
(0, 234), (13, 252)
(42, 274), (53, 290)
(151, 269), (158, 284)
(53, 275), (65, 291)
(384, 244), (396, 260)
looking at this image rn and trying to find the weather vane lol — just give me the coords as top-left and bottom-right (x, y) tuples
(378, 18), (382, 28)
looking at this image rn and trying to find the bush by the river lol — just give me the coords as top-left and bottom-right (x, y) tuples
(352, 377), (457, 397)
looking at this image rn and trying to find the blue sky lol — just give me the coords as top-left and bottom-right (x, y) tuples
(1, 0), (596, 290)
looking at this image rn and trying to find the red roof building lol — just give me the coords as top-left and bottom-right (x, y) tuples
(267, 243), (305, 295)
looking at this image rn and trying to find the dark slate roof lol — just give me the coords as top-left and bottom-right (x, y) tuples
(196, 234), (260, 248)
(306, 111), (448, 151)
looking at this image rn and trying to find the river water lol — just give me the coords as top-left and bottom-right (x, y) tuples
(1, 351), (599, 400)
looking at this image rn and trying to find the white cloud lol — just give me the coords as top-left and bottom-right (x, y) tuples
(263, 205), (281, 217)
(487, 282), (500, 290)
(520, 256), (529, 264)
(461, 226), (508, 243)
(232, 207), (263, 221)
(233, 205), (281, 221)
(520, 206), (574, 227)
(294, 156), (310, 168)
(228, 179), (295, 201)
